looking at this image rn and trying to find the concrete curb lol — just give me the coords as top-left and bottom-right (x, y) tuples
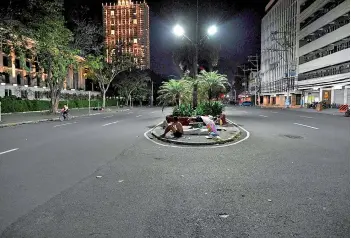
(0, 109), (130, 128)
(150, 122), (242, 146)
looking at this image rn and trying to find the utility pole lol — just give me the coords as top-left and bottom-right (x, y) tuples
(192, 0), (199, 109)
(269, 30), (294, 108)
(248, 54), (260, 106)
(150, 80), (154, 106)
(238, 65), (250, 98)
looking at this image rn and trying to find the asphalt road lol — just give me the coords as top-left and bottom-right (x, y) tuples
(0, 106), (349, 237)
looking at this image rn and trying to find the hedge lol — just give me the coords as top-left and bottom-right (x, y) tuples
(0, 98), (119, 113)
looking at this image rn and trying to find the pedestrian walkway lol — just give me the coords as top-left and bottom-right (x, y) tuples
(0, 107), (124, 128)
(286, 108), (340, 115)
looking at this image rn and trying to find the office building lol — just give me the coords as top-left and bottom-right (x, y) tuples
(297, 0), (350, 105)
(260, 0), (300, 107)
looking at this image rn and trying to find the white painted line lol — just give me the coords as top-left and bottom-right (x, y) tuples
(151, 111), (158, 114)
(102, 121), (119, 127)
(127, 112), (133, 114)
(293, 123), (319, 130)
(299, 115), (313, 119)
(270, 111), (278, 114)
(259, 115), (268, 118)
(143, 119), (250, 149)
(103, 115), (114, 119)
(136, 115), (142, 117)
(0, 148), (19, 155)
(53, 122), (77, 128)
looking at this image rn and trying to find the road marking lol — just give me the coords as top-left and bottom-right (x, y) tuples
(103, 115), (114, 119)
(143, 119), (250, 149)
(259, 115), (268, 118)
(0, 148), (19, 155)
(53, 122), (77, 128)
(151, 111), (158, 114)
(136, 115), (142, 117)
(293, 123), (319, 130)
(270, 111), (278, 114)
(299, 115), (313, 119)
(127, 112), (133, 114)
(102, 121), (119, 127)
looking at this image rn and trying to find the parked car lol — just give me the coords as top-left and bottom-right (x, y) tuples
(240, 101), (253, 106)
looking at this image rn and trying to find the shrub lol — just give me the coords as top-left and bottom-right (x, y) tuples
(172, 104), (193, 117)
(0, 97), (118, 113)
(171, 101), (225, 117)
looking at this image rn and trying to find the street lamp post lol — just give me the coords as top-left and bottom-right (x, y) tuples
(172, 2), (217, 108)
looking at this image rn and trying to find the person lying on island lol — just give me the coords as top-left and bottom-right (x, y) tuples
(161, 116), (184, 138)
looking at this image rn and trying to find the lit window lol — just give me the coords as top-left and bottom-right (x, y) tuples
(111, 30), (115, 35)
(134, 39), (137, 43)
(133, 19), (137, 24)
(111, 11), (115, 15)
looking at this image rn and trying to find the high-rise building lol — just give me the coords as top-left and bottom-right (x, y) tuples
(260, 0), (350, 107)
(260, 0), (300, 107)
(102, 0), (150, 69)
(297, 0), (350, 105)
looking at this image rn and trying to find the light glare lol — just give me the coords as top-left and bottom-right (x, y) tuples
(207, 25), (217, 36)
(173, 25), (185, 37)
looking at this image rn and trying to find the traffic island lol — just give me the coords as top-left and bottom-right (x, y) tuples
(151, 122), (241, 146)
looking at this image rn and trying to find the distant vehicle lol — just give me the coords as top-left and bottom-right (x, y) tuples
(240, 101), (253, 106)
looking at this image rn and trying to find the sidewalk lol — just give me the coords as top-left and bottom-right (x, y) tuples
(286, 107), (340, 115)
(256, 105), (342, 116)
(0, 107), (126, 128)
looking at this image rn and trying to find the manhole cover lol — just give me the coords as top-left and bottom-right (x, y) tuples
(154, 157), (165, 160)
(281, 134), (303, 139)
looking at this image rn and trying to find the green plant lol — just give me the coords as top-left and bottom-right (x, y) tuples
(172, 104), (193, 117)
(197, 70), (228, 101)
(196, 101), (224, 116)
(211, 101), (225, 115)
(193, 105), (204, 116)
(0, 97), (118, 113)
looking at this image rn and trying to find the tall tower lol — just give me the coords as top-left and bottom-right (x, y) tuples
(103, 0), (150, 69)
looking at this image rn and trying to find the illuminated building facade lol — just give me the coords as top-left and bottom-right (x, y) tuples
(103, 0), (150, 69)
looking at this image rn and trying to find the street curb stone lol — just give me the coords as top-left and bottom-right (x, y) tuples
(150, 122), (242, 146)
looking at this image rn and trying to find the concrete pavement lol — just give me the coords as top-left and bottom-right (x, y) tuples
(0, 106), (349, 237)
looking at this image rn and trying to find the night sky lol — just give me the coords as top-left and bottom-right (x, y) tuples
(69, 0), (267, 77)
(2, 0), (267, 77)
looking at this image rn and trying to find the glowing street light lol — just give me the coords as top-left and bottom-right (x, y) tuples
(173, 25), (185, 37)
(207, 25), (217, 36)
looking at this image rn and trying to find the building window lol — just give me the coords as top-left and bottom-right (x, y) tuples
(5, 89), (12, 97)
(111, 10), (114, 16)
(3, 56), (9, 67)
(300, 0), (345, 30)
(299, 13), (350, 47)
(21, 90), (28, 99)
(15, 59), (20, 69)
(298, 61), (350, 81)
(111, 30), (115, 35)
(300, 0), (316, 13)
(299, 37), (350, 64)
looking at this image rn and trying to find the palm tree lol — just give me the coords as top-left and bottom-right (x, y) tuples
(157, 79), (189, 107)
(197, 70), (228, 101)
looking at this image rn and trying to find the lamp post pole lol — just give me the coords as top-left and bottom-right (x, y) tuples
(172, 5), (217, 109)
(192, 0), (199, 109)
